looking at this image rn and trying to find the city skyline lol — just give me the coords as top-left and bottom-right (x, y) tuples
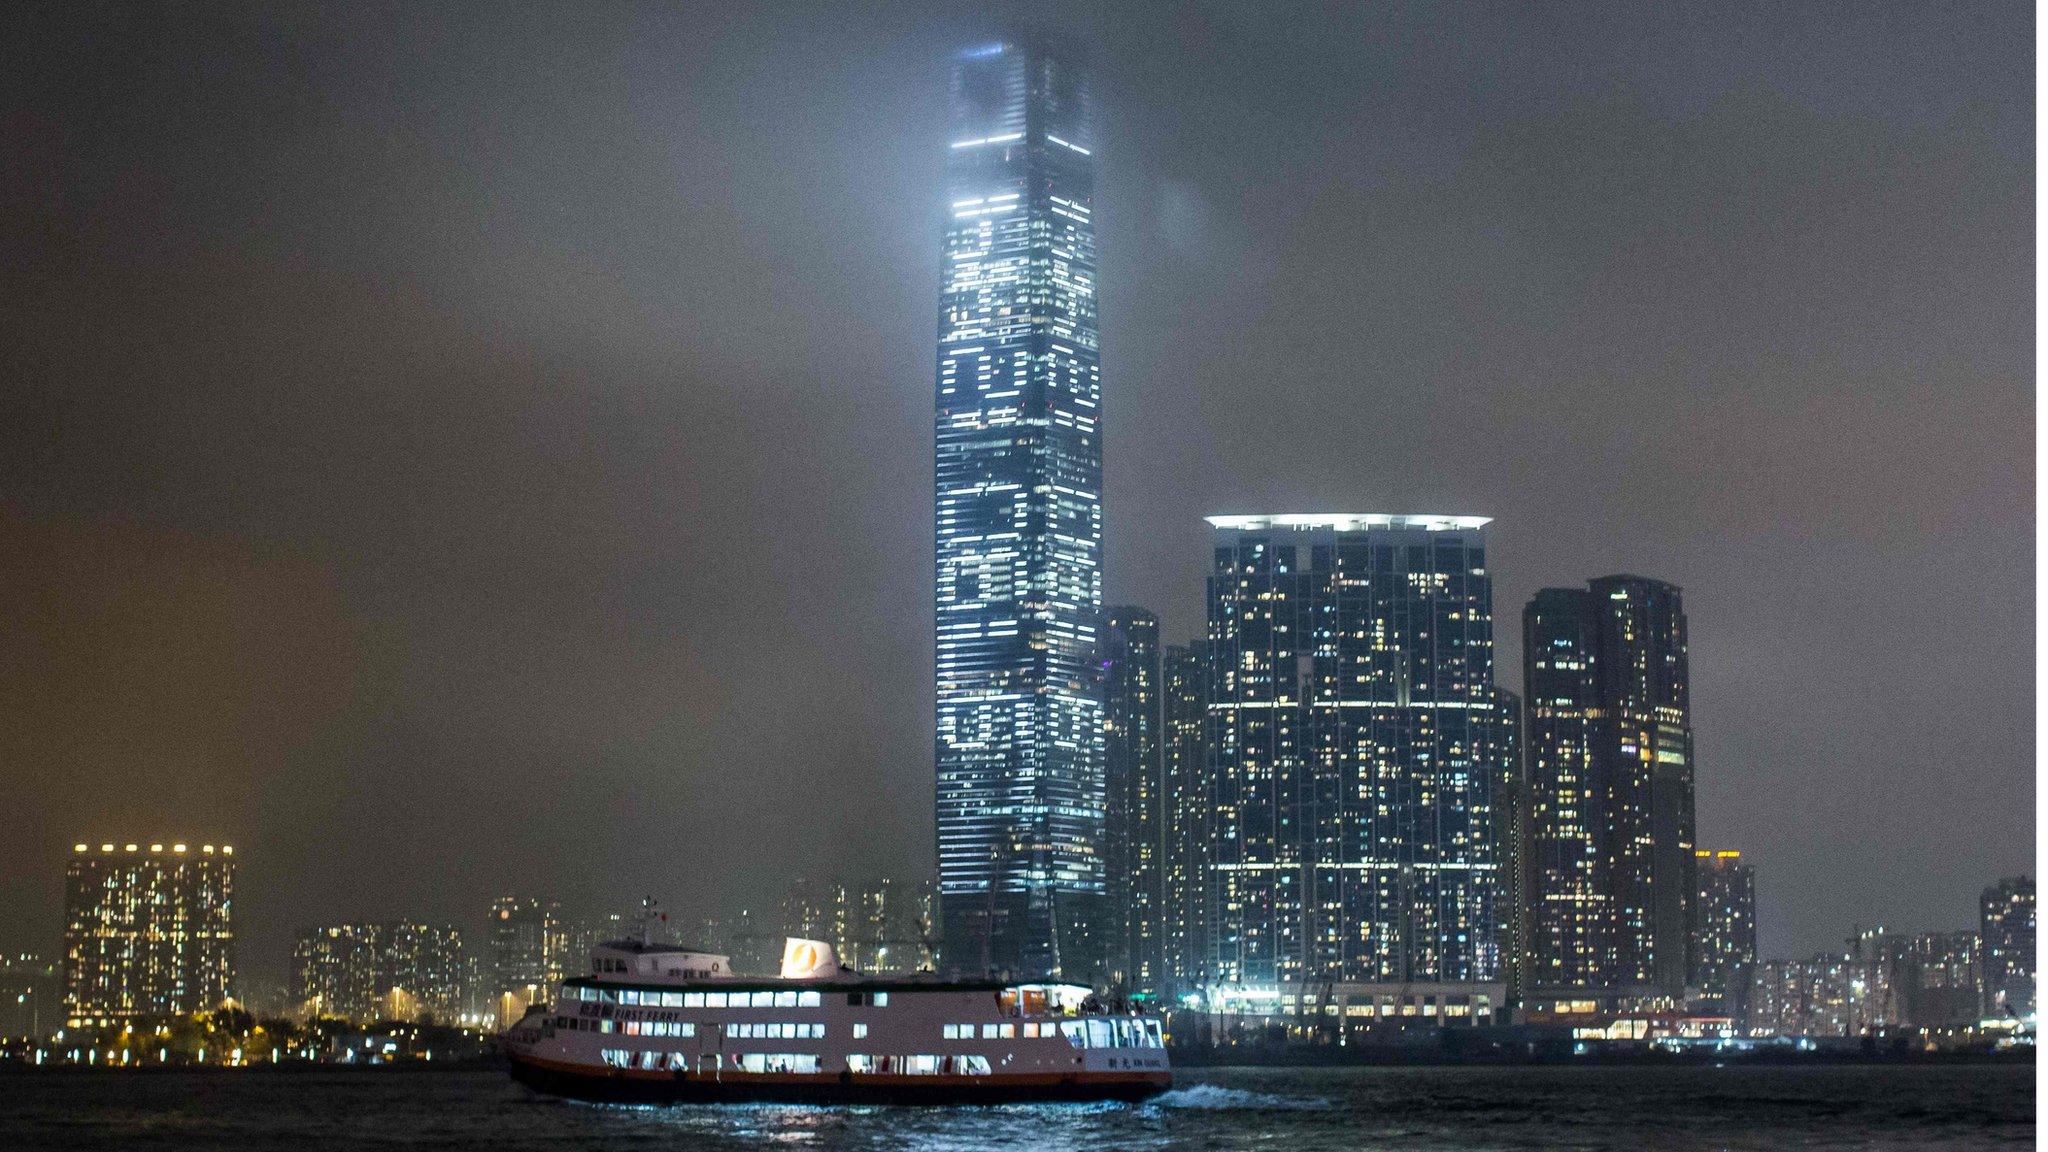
(1, 2), (2030, 993)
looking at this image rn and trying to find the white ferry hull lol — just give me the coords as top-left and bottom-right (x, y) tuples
(509, 1047), (1170, 1105)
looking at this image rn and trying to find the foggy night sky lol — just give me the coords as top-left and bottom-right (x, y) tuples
(2, 1), (2033, 989)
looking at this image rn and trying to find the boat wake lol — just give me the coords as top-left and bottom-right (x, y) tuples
(1151, 1084), (1328, 1111)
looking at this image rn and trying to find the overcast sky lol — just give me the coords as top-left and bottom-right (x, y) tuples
(2, 1), (2031, 989)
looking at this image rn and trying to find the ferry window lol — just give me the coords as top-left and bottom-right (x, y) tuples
(680, 1023), (695, 1037)
(774, 991), (798, 1008)
(846, 1054), (874, 1073)
(1146, 1021), (1162, 1047)
(1087, 1019), (1111, 1049)
(999, 1023), (1015, 1038)
(852, 1023), (868, 1039)
(661, 992), (683, 1008)
(874, 992), (889, 1007)
(980, 1023), (998, 1039)
(942, 1024), (958, 1039)
(684, 992), (705, 1008)
(752, 991), (775, 1008)
(963, 1055), (992, 1075)
(798, 991), (821, 1008)
(622, 990), (640, 1006)
(705, 992), (727, 1008)
(599, 989), (619, 1005)
(1060, 1020), (1083, 1047)
(600, 1020), (615, 1034)
(907, 1055), (939, 1075)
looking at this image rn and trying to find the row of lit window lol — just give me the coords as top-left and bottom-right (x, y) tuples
(567, 986), (861, 1009)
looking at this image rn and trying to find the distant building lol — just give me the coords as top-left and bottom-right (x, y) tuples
(1904, 929), (1981, 1028)
(933, 35), (1105, 979)
(1102, 607), (1164, 997)
(1690, 850), (1756, 1017)
(1524, 577), (1695, 1001)
(1202, 515), (1505, 989)
(488, 896), (563, 1017)
(0, 951), (60, 1039)
(293, 923), (466, 1023)
(1747, 948), (1897, 1038)
(1981, 876), (2034, 1018)
(1489, 686), (1526, 998)
(778, 879), (928, 974)
(1159, 642), (1209, 995)
(63, 841), (236, 1023)
(560, 909), (633, 968)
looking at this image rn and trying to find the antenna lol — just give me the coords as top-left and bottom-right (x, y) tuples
(640, 895), (660, 947)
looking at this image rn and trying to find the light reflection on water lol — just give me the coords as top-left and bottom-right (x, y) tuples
(0, 1064), (2028, 1152)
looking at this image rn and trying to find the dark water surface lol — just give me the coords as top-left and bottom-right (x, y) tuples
(0, 1064), (2031, 1150)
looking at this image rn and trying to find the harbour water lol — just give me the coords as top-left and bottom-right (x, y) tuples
(0, 1063), (2030, 1151)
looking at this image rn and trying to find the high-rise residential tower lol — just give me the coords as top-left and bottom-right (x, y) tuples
(1202, 515), (1505, 988)
(933, 38), (1104, 977)
(293, 922), (467, 1023)
(64, 841), (236, 1022)
(1981, 875), (2035, 1018)
(488, 896), (563, 1018)
(1160, 642), (1210, 993)
(1523, 576), (1695, 1000)
(1691, 849), (1756, 1017)
(1102, 608), (1163, 995)
(1488, 686), (1527, 997)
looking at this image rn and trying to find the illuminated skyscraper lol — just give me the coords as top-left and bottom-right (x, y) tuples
(293, 922), (467, 1023)
(1981, 875), (2034, 1018)
(1524, 576), (1695, 999)
(1690, 849), (1756, 1016)
(488, 896), (563, 1017)
(63, 841), (235, 1022)
(1102, 608), (1162, 995)
(1488, 686), (1527, 997)
(933, 37), (1104, 977)
(1160, 641), (1210, 993)
(1203, 515), (1505, 987)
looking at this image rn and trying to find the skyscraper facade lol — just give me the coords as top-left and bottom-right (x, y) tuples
(488, 896), (563, 1017)
(63, 841), (235, 1022)
(1690, 849), (1756, 1016)
(1523, 576), (1695, 999)
(933, 38), (1104, 977)
(1203, 515), (1504, 988)
(1488, 685), (1527, 997)
(293, 922), (467, 1023)
(1980, 875), (2035, 1018)
(1160, 642), (1210, 994)
(1904, 929), (1982, 1027)
(1102, 608), (1163, 995)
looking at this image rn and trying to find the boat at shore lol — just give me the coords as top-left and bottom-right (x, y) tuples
(503, 928), (1170, 1105)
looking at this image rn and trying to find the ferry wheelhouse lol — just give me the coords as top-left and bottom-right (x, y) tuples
(504, 933), (1170, 1104)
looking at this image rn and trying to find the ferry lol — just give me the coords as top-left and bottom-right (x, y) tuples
(503, 926), (1171, 1105)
